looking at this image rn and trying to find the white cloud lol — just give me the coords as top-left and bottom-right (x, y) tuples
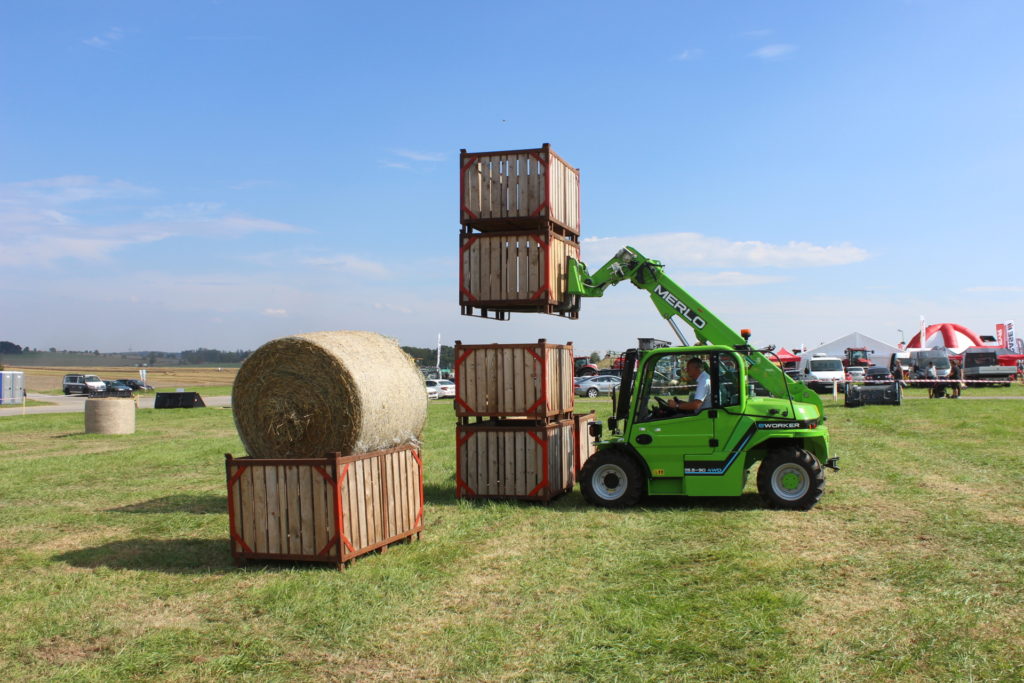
(393, 149), (445, 162)
(674, 48), (704, 61)
(0, 176), (303, 266)
(689, 271), (790, 286)
(304, 253), (391, 278)
(751, 44), (796, 60)
(373, 302), (413, 314)
(82, 27), (124, 49)
(582, 232), (868, 269)
(0, 176), (153, 205)
(262, 308), (288, 317)
(965, 285), (1024, 293)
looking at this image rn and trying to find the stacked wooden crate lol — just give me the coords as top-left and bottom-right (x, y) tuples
(454, 340), (578, 502)
(225, 447), (424, 569)
(459, 143), (580, 320)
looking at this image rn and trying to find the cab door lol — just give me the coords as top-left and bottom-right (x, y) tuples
(629, 351), (716, 478)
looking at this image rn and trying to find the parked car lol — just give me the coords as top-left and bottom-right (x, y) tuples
(102, 380), (135, 397)
(425, 383), (440, 400)
(117, 378), (153, 391)
(574, 375), (621, 398)
(425, 379), (455, 398)
(845, 367), (867, 381)
(864, 367), (894, 383)
(62, 374), (106, 395)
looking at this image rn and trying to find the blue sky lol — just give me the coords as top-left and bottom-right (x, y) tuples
(2, 1), (1021, 355)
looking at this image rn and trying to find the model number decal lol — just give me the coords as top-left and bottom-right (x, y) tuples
(756, 422), (801, 429)
(654, 285), (707, 329)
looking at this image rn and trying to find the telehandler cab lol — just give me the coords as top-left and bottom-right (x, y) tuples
(566, 247), (838, 510)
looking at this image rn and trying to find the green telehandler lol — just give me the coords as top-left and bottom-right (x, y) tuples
(566, 246), (838, 510)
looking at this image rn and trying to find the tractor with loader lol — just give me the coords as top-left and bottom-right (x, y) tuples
(565, 247), (838, 510)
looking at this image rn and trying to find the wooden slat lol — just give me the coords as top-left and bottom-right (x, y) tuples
(370, 456), (382, 546)
(299, 466), (314, 555)
(265, 466), (280, 554)
(286, 464), (301, 557)
(230, 466), (244, 553)
(251, 466), (268, 553)
(407, 451), (418, 529)
(386, 452), (397, 540)
(312, 466), (326, 553)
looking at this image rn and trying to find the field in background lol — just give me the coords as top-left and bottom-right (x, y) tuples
(0, 397), (1022, 679)
(8, 366), (239, 393)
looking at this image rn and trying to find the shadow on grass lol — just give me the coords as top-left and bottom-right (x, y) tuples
(54, 538), (235, 574)
(106, 494), (226, 515)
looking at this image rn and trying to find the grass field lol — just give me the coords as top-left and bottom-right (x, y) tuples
(1, 396), (1022, 680)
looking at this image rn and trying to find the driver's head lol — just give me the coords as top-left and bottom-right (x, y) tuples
(686, 358), (703, 380)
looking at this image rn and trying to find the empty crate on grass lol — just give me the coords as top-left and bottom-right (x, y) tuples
(456, 418), (575, 502)
(454, 340), (574, 420)
(460, 143), (580, 235)
(459, 227), (580, 319)
(225, 445), (423, 569)
(573, 411), (597, 475)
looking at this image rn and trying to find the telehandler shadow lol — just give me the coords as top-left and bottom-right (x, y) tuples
(54, 538), (235, 574)
(105, 494), (226, 515)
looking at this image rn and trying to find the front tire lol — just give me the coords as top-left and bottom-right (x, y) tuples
(757, 447), (824, 510)
(579, 450), (644, 508)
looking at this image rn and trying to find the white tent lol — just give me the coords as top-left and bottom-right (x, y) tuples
(804, 332), (899, 366)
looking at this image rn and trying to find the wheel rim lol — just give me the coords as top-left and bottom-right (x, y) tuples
(592, 463), (627, 501)
(771, 463), (810, 501)
(588, 388), (598, 397)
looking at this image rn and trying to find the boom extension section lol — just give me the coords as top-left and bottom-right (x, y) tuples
(566, 246), (822, 410)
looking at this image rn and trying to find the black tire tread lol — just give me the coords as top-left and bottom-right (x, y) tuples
(756, 446), (825, 511)
(579, 449), (644, 509)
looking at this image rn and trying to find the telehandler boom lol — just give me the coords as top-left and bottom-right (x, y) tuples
(566, 246), (837, 509)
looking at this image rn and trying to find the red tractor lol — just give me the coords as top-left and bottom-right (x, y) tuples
(843, 347), (874, 368)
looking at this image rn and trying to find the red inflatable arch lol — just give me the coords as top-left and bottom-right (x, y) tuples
(907, 323), (984, 350)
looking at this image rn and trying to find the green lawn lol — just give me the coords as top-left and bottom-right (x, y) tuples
(0, 396), (1021, 680)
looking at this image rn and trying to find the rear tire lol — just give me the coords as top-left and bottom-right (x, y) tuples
(757, 447), (824, 511)
(587, 387), (599, 398)
(579, 450), (644, 508)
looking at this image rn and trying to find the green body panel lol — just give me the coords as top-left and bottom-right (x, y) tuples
(568, 247), (832, 498)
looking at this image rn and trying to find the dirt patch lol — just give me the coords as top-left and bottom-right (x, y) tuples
(32, 635), (114, 664)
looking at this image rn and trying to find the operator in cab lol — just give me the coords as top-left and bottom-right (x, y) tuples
(661, 358), (711, 415)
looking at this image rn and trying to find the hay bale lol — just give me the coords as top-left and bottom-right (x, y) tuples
(85, 397), (136, 434)
(232, 330), (427, 459)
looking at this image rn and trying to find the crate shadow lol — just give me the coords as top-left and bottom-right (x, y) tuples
(54, 538), (234, 574)
(105, 494), (226, 515)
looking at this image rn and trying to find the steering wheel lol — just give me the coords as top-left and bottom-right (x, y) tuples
(653, 396), (669, 409)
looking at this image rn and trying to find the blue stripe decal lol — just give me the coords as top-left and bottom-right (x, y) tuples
(684, 426), (756, 476)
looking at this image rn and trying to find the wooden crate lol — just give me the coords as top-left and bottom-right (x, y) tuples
(459, 226), (579, 320)
(573, 411), (597, 475)
(454, 340), (574, 420)
(225, 446), (423, 569)
(460, 143), (580, 235)
(455, 418), (575, 502)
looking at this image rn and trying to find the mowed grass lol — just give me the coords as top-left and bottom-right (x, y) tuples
(1, 397), (1022, 680)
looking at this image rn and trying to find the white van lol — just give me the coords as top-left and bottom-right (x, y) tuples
(796, 354), (846, 393)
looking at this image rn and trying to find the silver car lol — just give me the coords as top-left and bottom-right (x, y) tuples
(574, 375), (621, 398)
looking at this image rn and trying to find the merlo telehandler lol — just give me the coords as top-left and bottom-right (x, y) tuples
(566, 247), (838, 510)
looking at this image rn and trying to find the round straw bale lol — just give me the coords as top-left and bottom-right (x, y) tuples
(232, 330), (427, 459)
(85, 397), (136, 435)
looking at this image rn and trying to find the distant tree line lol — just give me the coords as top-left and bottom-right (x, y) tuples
(402, 345), (455, 368)
(0, 341), (23, 354)
(179, 348), (252, 365)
